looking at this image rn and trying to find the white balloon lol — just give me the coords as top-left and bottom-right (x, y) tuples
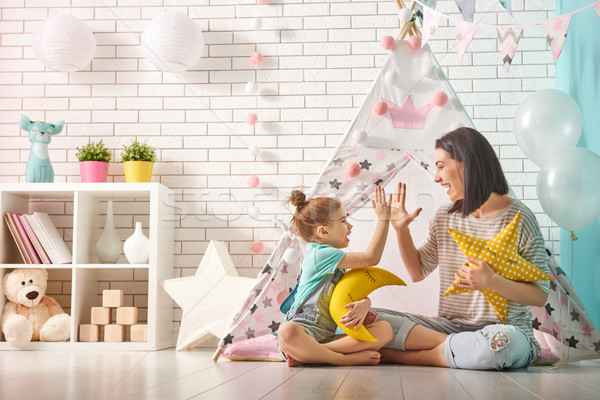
(398, 8), (413, 24)
(283, 248), (300, 264)
(514, 89), (582, 167)
(352, 129), (367, 145)
(537, 148), (600, 232)
(245, 81), (258, 94)
(384, 70), (400, 86)
(248, 206), (261, 220)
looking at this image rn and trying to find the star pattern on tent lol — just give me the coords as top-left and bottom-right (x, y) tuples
(359, 159), (372, 170)
(223, 333), (234, 345)
(356, 183), (368, 191)
(245, 327), (255, 339)
(261, 263), (273, 275)
(374, 179), (384, 186)
(268, 320), (281, 333)
(262, 296), (273, 308)
(550, 281), (557, 291)
(556, 266), (567, 276)
(545, 303), (555, 316)
(332, 157), (344, 166)
(567, 335), (579, 348)
(532, 318), (542, 330)
(444, 212), (553, 322)
(329, 179), (341, 190)
(594, 340), (600, 351)
(250, 304), (258, 314)
(386, 163), (396, 172)
(583, 324), (594, 336)
(570, 309), (580, 321)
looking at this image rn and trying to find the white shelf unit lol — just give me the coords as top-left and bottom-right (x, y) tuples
(0, 183), (175, 351)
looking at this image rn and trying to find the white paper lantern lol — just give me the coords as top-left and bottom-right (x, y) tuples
(33, 15), (96, 72)
(142, 12), (204, 73)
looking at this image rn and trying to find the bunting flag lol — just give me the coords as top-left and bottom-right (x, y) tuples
(540, 14), (572, 64)
(455, 0), (476, 22)
(422, 7), (442, 47)
(497, 25), (523, 72)
(415, 0), (600, 71)
(456, 21), (479, 64)
(499, 0), (512, 16)
(415, 0), (438, 23)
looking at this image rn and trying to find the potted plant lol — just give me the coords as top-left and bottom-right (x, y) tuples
(120, 139), (157, 183)
(76, 140), (112, 182)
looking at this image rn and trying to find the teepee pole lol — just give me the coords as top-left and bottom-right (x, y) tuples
(212, 347), (223, 362)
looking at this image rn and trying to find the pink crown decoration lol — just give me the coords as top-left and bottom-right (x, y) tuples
(382, 96), (434, 130)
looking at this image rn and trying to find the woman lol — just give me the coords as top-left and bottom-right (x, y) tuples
(374, 127), (550, 370)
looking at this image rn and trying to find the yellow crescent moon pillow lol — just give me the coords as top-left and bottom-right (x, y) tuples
(329, 267), (406, 342)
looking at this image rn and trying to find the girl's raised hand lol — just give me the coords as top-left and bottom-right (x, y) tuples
(371, 186), (392, 221)
(390, 182), (422, 230)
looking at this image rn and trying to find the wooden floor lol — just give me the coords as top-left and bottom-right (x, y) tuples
(1, 349), (600, 399)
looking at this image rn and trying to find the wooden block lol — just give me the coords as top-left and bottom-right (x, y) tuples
(130, 324), (148, 342)
(104, 324), (126, 342)
(79, 324), (100, 342)
(90, 307), (112, 325)
(102, 289), (124, 308)
(116, 307), (138, 325)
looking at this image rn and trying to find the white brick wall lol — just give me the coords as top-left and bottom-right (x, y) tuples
(0, 1), (561, 285)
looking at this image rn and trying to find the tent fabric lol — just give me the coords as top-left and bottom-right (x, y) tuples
(215, 39), (600, 363)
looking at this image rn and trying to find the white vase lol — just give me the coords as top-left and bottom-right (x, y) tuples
(124, 221), (149, 264)
(96, 200), (121, 263)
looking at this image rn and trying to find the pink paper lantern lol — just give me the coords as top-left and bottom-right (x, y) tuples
(247, 175), (260, 188)
(246, 113), (258, 125)
(373, 100), (389, 116)
(433, 91), (448, 107)
(407, 35), (422, 50)
(344, 162), (361, 178)
(251, 240), (264, 253)
(380, 35), (396, 51)
(250, 51), (263, 65)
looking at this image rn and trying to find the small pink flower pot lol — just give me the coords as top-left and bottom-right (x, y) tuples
(79, 161), (109, 183)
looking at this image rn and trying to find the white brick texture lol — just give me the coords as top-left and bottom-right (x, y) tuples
(1, 0), (560, 291)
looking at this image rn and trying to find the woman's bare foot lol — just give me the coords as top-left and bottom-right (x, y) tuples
(340, 350), (381, 366)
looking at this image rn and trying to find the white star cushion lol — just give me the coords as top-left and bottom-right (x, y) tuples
(162, 240), (255, 351)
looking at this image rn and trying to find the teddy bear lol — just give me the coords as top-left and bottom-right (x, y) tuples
(2, 268), (71, 346)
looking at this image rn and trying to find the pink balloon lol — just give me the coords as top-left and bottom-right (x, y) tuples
(247, 175), (260, 188)
(407, 35), (422, 50)
(380, 35), (396, 51)
(433, 92), (448, 107)
(373, 100), (389, 116)
(251, 240), (264, 253)
(344, 162), (361, 178)
(250, 52), (263, 65)
(246, 113), (258, 125)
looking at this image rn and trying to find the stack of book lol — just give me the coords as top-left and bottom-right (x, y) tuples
(3, 212), (72, 264)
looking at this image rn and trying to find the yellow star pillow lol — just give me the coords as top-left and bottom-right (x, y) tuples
(444, 211), (553, 323)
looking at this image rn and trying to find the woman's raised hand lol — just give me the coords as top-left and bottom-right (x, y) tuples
(390, 182), (422, 230)
(371, 186), (392, 221)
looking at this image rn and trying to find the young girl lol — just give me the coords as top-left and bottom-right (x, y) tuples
(276, 186), (394, 366)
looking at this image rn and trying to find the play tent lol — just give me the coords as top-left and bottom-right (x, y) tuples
(212, 31), (600, 365)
